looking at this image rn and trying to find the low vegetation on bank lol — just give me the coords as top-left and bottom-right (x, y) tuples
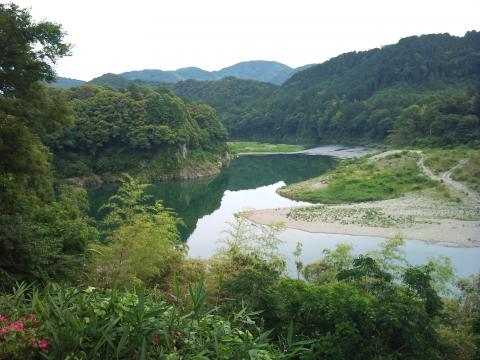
(288, 205), (433, 227)
(227, 141), (305, 154)
(279, 151), (437, 203)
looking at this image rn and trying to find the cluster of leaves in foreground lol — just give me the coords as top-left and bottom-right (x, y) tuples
(0, 283), (292, 360)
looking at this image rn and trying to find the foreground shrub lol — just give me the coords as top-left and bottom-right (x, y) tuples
(89, 175), (185, 289)
(0, 312), (48, 359)
(0, 282), (303, 359)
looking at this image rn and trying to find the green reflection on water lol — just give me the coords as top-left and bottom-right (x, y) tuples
(88, 154), (336, 240)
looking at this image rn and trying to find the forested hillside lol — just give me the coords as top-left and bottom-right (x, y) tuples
(88, 73), (131, 89)
(162, 32), (480, 146)
(46, 84), (228, 182)
(49, 33), (480, 148)
(236, 32), (480, 145)
(170, 77), (278, 133)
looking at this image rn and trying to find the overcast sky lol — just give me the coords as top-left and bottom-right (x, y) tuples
(11, 0), (480, 80)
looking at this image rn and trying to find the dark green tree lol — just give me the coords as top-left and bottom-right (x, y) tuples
(0, 3), (95, 286)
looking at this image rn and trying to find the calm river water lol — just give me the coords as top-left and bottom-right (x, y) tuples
(89, 147), (480, 278)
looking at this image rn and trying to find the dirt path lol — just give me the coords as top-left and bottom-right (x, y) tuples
(418, 153), (480, 205)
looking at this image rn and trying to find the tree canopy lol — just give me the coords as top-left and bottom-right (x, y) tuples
(0, 3), (70, 96)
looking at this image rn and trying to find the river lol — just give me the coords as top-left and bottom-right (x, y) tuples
(88, 147), (480, 278)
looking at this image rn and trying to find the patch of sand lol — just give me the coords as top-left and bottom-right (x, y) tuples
(243, 199), (480, 247)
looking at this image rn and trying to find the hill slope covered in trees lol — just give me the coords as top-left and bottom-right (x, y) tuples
(162, 32), (480, 147)
(49, 32), (480, 148)
(170, 77), (278, 133)
(233, 32), (480, 146)
(46, 84), (228, 182)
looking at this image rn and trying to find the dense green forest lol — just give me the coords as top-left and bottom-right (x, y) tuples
(47, 84), (228, 181)
(170, 77), (278, 132)
(166, 32), (480, 146)
(1, 3), (480, 359)
(255, 32), (480, 146)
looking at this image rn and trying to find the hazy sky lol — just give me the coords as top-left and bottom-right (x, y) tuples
(11, 0), (480, 80)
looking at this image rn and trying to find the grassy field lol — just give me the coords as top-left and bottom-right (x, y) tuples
(278, 151), (438, 203)
(227, 141), (305, 154)
(425, 148), (480, 192)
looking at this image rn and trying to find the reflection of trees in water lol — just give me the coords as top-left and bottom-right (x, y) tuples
(88, 155), (336, 241)
(148, 175), (228, 240)
(222, 154), (336, 190)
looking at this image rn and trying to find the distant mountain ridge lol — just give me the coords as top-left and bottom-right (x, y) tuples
(49, 77), (85, 88)
(120, 60), (313, 85)
(50, 60), (314, 88)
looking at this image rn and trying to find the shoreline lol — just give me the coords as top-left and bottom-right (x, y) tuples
(243, 207), (480, 248)
(242, 186), (480, 248)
